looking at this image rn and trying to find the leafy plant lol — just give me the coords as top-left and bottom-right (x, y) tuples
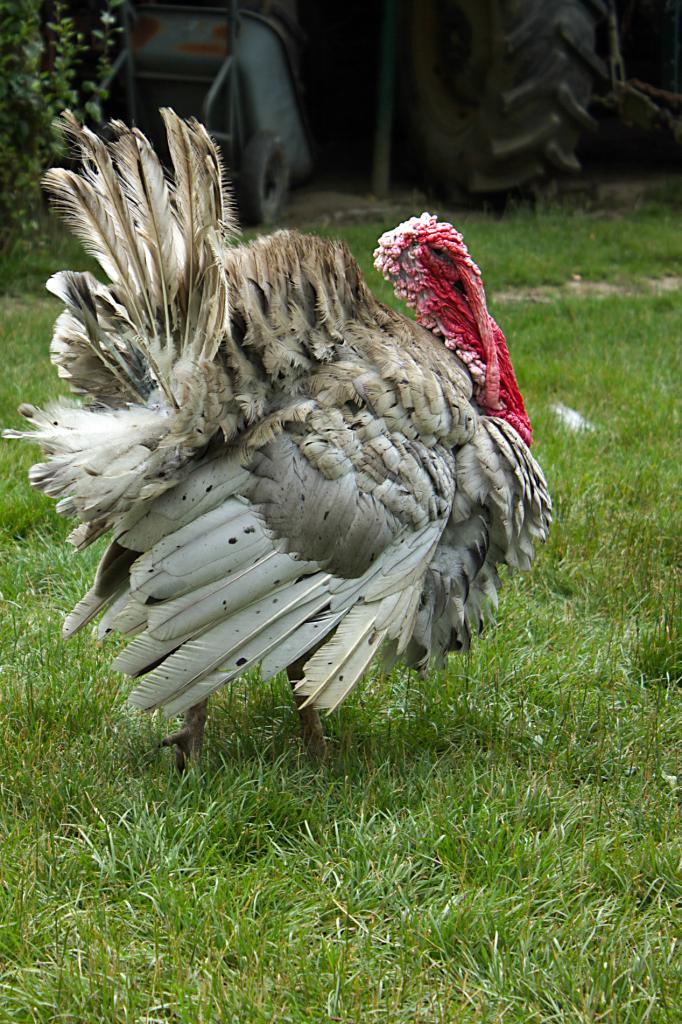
(0, 0), (121, 255)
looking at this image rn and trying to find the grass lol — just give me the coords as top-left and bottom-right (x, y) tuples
(0, 202), (680, 1022)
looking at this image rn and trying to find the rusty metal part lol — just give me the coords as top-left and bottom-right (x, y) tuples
(608, 79), (682, 143)
(629, 78), (682, 115)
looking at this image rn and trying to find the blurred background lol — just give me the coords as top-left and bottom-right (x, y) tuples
(3, 0), (682, 244)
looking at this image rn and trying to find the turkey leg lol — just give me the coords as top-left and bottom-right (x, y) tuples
(161, 699), (208, 772)
(287, 655), (327, 758)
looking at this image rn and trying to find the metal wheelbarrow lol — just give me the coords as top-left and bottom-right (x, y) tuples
(111, 0), (313, 223)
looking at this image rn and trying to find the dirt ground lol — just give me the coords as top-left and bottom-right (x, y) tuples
(281, 168), (682, 230)
(494, 275), (682, 304)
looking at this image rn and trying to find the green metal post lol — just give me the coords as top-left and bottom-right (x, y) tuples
(123, 1), (138, 126)
(371, 0), (399, 198)
(663, 0), (682, 93)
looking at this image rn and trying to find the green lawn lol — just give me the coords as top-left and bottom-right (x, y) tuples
(0, 204), (680, 1023)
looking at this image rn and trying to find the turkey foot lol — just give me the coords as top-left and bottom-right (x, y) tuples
(161, 699), (208, 772)
(287, 657), (327, 758)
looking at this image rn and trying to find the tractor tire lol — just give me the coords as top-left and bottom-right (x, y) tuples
(238, 132), (289, 226)
(402, 0), (608, 195)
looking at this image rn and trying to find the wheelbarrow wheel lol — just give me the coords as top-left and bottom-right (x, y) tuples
(239, 132), (289, 225)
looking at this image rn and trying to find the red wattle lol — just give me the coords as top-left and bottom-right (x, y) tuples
(419, 254), (532, 446)
(489, 321), (533, 447)
(422, 289), (532, 447)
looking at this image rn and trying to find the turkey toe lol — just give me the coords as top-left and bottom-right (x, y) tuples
(295, 699), (327, 758)
(161, 699), (208, 772)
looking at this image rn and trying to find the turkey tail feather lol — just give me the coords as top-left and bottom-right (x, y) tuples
(41, 108), (237, 405)
(5, 109), (240, 546)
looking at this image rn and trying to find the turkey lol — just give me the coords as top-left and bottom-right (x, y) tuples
(4, 111), (551, 768)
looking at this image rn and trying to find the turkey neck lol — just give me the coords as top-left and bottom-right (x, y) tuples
(424, 284), (534, 449)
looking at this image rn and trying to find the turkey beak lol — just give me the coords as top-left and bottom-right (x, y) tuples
(459, 266), (500, 408)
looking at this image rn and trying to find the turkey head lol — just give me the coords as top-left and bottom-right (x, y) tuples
(374, 213), (533, 447)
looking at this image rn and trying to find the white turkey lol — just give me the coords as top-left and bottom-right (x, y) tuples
(4, 111), (551, 768)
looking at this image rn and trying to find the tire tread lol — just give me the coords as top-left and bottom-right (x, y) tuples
(404, 0), (605, 194)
